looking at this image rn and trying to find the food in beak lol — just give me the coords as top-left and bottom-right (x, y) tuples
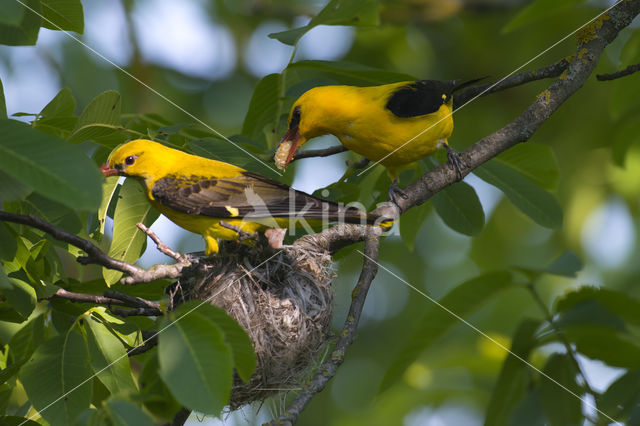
(274, 127), (301, 170)
(100, 163), (118, 177)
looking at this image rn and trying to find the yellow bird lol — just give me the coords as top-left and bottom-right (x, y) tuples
(100, 139), (390, 255)
(275, 79), (482, 199)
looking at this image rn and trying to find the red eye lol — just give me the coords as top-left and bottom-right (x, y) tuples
(125, 156), (136, 165)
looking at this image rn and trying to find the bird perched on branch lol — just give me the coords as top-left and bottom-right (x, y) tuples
(274, 78), (483, 200)
(100, 139), (391, 255)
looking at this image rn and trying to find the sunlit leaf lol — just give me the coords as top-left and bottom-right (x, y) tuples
(40, 0), (84, 33)
(180, 301), (256, 383)
(485, 319), (542, 426)
(0, 277), (36, 319)
(94, 177), (119, 239)
(83, 309), (137, 395)
(0, 119), (103, 210)
(40, 87), (76, 118)
(269, 0), (379, 45)
(380, 271), (513, 392)
(474, 160), (563, 229)
(158, 303), (233, 415)
(19, 329), (93, 425)
(69, 91), (121, 144)
(103, 178), (159, 286)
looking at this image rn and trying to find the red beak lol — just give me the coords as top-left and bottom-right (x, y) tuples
(277, 127), (302, 168)
(100, 163), (119, 177)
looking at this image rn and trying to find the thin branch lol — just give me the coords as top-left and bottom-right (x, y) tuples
(267, 231), (381, 426)
(137, 222), (186, 262)
(454, 57), (571, 108)
(0, 210), (192, 285)
(596, 61), (640, 80)
(128, 333), (159, 356)
(526, 283), (598, 398)
(49, 288), (163, 316)
(293, 145), (349, 160)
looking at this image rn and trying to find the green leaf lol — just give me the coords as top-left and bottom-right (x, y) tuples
(269, 0), (379, 45)
(508, 389), (546, 426)
(158, 303), (234, 415)
(287, 60), (414, 86)
(103, 178), (159, 286)
(69, 91), (121, 144)
(484, 319), (542, 426)
(474, 160), (563, 229)
(40, 0), (84, 33)
(432, 181), (485, 236)
(94, 177), (120, 239)
(502, 0), (586, 33)
(0, 169), (32, 203)
(83, 310), (137, 395)
(0, 416), (41, 426)
(0, 221), (17, 260)
(139, 352), (182, 420)
(563, 325), (640, 368)
(600, 369), (640, 421)
(19, 329), (93, 426)
(0, 119), (103, 210)
(539, 354), (582, 426)
(621, 29), (640, 67)
(0, 78), (6, 119)
(179, 301), (256, 383)
(380, 271), (513, 392)
(544, 251), (582, 277)
(610, 76), (640, 120)
(611, 116), (640, 166)
(494, 144), (559, 190)
(189, 137), (275, 177)
(89, 307), (143, 348)
(9, 313), (44, 362)
(0, 360), (26, 384)
(399, 203), (430, 251)
(1, 277), (36, 319)
(40, 88), (76, 118)
(241, 73), (281, 145)
(104, 399), (155, 426)
(0, 0), (41, 46)
(555, 286), (640, 327)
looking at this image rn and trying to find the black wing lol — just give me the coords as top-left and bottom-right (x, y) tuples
(151, 171), (373, 222)
(386, 80), (457, 118)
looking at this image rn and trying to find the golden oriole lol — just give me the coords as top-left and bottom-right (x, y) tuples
(274, 79), (481, 198)
(100, 139), (389, 255)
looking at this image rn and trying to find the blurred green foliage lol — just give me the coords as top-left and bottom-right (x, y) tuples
(1, 0), (640, 425)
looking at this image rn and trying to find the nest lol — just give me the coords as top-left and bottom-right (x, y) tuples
(173, 240), (335, 408)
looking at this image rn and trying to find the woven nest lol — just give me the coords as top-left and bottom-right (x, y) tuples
(172, 240), (335, 408)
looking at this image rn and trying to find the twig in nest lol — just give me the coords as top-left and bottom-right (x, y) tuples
(219, 221), (259, 242)
(137, 222), (187, 262)
(596, 61), (640, 81)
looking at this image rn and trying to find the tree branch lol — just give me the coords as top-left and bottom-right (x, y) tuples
(596, 61), (640, 81)
(137, 222), (187, 262)
(0, 210), (191, 285)
(266, 231), (381, 426)
(293, 145), (349, 160)
(49, 288), (163, 316)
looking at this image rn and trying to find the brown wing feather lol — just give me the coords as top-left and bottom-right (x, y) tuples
(151, 171), (378, 223)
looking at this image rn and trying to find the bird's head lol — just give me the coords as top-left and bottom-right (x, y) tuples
(274, 87), (335, 170)
(100, 139), (167, 179)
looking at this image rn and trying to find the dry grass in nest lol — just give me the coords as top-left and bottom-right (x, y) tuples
(173, 240), (335, 408)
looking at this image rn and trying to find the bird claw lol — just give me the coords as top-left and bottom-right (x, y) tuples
(444, 144), (466, 180)
(388, 179), (408, 207)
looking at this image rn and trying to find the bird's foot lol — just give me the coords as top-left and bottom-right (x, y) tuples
(388, 179), (408, 207)
(444, 144), (466, 181)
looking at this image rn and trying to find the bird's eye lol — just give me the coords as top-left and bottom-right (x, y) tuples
(125, 155), (136, 166)
(289, 106), (301, 129)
